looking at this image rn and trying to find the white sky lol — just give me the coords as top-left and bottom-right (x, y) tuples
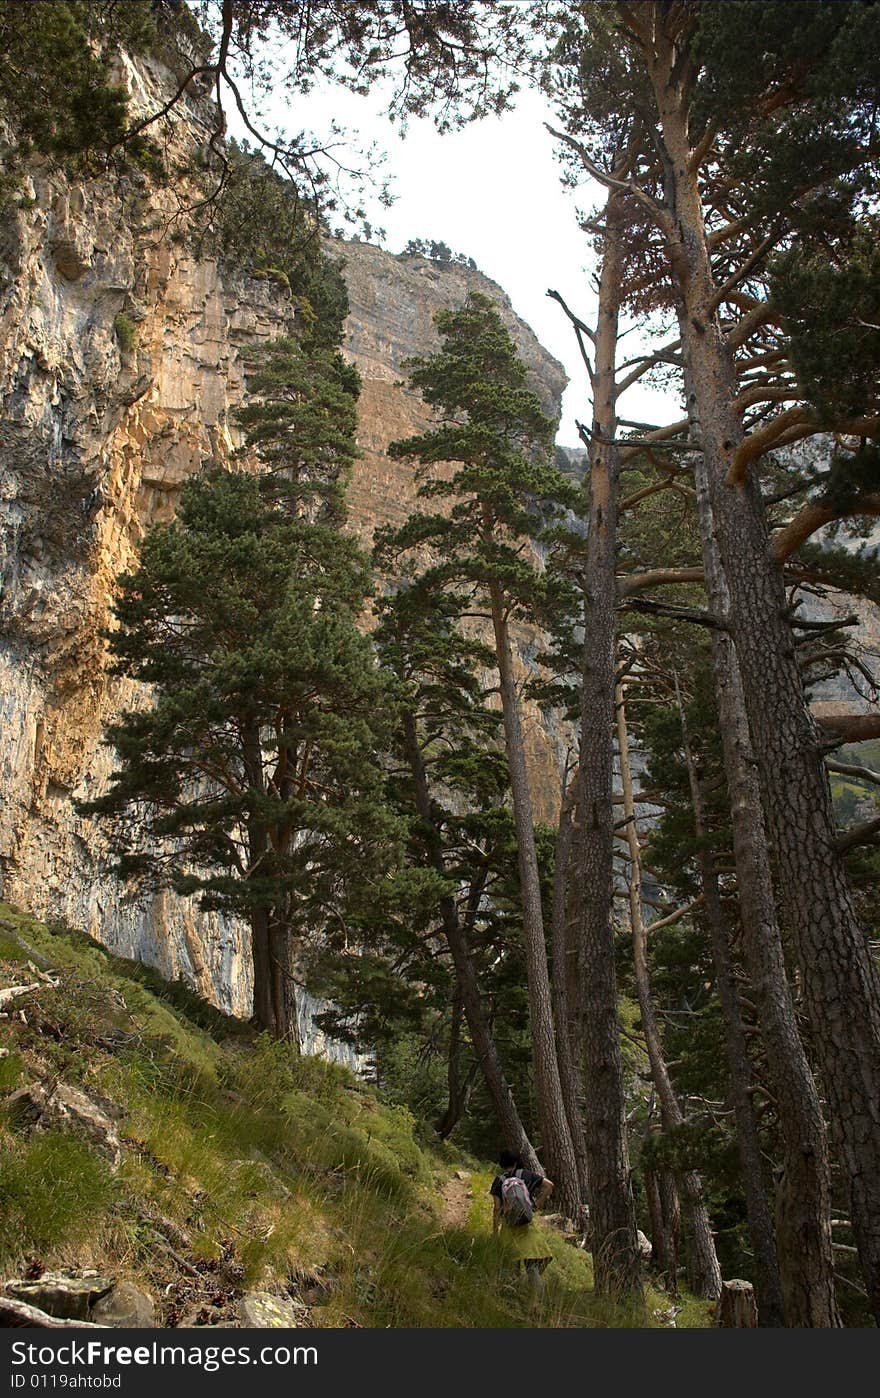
(229, 79), (681, 447)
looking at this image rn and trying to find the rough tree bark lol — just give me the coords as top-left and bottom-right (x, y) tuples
(691, 469), (838, 1327)
(488, 582), (581, 1217)
(435, 990), (480, 1139)
(643, 12), (880, 1319)
(616, 684), (722, 1300)
(268, 918), (299, 1046)
(644, 1136), (681, 1292)
(573, 188), (643, 1296)
(250, 904), (276, 1037)
(242, 719), (287, 1040)
(676, 680), (787, 1327)
(715, 1280), (758, 1328)
(551, 786), (592, 1202)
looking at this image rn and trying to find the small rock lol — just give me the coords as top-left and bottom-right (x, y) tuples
(177, 1309), (219, 1329)
(48, 1083), (123, 1164)
(237, 1292), (311, 1328)
(543, 1212), (577, 1235)
(454, 1169), (468, 1182)
(90, 1281), (155, 1328)
(291, 1268), (336, 1306)
(47, 1083), (123, 1164)
(5, 1085), (44, 1130)
(7, 1272), (113, 1321)
(5, 1081), (122, 1164)
(653, 1303), (683, 1328)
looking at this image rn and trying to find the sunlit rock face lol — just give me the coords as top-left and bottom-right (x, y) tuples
(340, 238), (572, 825)
(0, 51), (567, 1044)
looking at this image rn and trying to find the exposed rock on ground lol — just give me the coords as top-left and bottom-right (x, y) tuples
(1, 1274), (156, 1328)
(91, 1280), (156, 1328)
(6, 1079), (123, 1165)
(237, 1291), (312, 1328)
(6, 1271), (113, 1321)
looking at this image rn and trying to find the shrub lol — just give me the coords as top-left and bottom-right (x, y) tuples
(113, 312), (136, 354)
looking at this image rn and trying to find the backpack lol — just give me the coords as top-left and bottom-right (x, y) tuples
(500, 1169), (534, 1226)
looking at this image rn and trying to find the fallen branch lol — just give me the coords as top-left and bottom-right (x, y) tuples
(149, 1233), (203, 1281)
(0, 983), (42, 1010)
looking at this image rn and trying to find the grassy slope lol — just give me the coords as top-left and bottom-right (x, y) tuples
(0, 903), (711, 1329)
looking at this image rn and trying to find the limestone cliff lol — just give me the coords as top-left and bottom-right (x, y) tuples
(0, 49), (567, 1032)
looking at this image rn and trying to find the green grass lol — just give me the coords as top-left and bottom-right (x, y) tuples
(0, 1132), (117, 1256)
(0, 902), (712, 1328)
(113, 312), (137, 354)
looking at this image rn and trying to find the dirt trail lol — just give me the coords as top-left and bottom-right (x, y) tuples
(440, 1170), (473, 1228)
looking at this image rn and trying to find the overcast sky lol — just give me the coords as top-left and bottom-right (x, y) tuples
(230, 77), (681, 448)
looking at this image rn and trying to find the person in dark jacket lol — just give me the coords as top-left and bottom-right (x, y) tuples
(489, 1149), (554, 1293)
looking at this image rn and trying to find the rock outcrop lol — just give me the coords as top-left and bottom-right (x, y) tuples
(0, 48), (567, 1031)
(2, 1273), (156, 1328)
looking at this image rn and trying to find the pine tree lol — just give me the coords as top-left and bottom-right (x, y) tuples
(378, 292), (584, 1215)
(373, 582), (541, 1165)
(79, 274), (398, 1043)
(542, 0), (879, 1321)
(78, 469), (398, 1043)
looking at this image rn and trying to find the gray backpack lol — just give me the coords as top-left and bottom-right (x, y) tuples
(500, 1169), (534, 1225)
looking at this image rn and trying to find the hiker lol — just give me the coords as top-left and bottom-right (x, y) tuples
(490, 1149), (554, 1294)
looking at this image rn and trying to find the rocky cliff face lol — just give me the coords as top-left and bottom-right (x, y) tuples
(0, 49), (567, 1036)
(340, 238), (571, 826)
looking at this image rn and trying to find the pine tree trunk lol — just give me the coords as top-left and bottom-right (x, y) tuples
(250, 907), (276, 1036)
(694, 446), (880, 1320)
(488, 588), (581, 1219)
(401, 713), (540, 1172)
(659, 1168), (682, 1290)
(692, 471), (837, 1327)
(644, 1166), (667, 1279)
(551, 787), (591, 1202)
(241, 719), (282, 1039)
(435, 991), (479, 1139)
(574, 189), (642, 1297)
(644, 29), (877, 1316)
(269, 922), (299, 1048)
(616, 685), (722, 1301)
(644, 1149), (681, 1292)
(677, 683), (786, 1326)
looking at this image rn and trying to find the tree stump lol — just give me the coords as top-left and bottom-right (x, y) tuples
(714, 1279), (758, 1327)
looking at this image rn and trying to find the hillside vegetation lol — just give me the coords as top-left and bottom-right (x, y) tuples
(0, 904), (710, 1330)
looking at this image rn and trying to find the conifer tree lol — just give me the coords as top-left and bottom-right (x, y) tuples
(80, 253), (399, 1041)
(311, 582), (542, 1164)
(79, 469), (398, 1043)
(376, 583), (541, 1166)
(542, 0), (879, 1320)
(379, 292), (583, 1215)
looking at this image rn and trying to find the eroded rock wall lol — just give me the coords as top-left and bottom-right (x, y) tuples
(0, 53), (568, 1034)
